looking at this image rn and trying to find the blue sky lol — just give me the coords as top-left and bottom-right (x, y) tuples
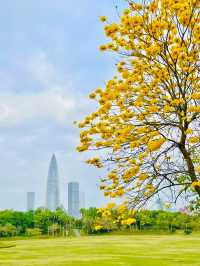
(0, 1), (128, 210)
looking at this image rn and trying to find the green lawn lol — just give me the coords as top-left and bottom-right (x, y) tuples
(0, 234), (200, 266)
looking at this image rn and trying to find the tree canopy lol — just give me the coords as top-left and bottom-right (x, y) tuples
(78, 0), (200, 207)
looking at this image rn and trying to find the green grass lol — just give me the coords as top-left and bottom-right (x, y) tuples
(0, 234), (200, 266)
(0, 242), (16, 249)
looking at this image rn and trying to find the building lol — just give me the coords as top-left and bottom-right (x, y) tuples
(27, 192), (35, 211)
(155, 196), (164, 210)
(46, 154), (60, 211)
(68, 182), (80, 217)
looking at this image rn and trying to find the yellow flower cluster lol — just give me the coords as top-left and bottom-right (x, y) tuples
(94, 225), (103, 231)
(96, 203), (136, 229)
(192, 181), (200, 188)
(188, 137), (199, 144)
(78, 0), (200, 203)
(148, 138), (166, 152)
(121, 218), (136, 225)
(86, 157), (103, 168)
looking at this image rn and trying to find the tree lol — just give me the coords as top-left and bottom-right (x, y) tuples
(80, 208), (99, 234)
(34, 208), (74, 236)
(48, 223), (59, 237)
(78, 0), (200, 208)
(0, 224), (17, 237)
(34, 208), (52, 234)
(97, 203), (136, 231)
(0, 210), (34, 235)
(53, 208), (74, 236)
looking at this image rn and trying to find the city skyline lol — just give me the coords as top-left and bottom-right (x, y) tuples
(0, 1), (117, 210)
(26, 155), (86, 214)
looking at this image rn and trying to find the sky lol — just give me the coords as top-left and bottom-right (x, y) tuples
(0, 0), (128, 210)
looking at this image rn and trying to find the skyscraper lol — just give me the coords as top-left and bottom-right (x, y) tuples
(27, 192), (35, 211)
(46, 154), (60, 211)
(155, 196), (164, 210)
(68, 182), (80, 217)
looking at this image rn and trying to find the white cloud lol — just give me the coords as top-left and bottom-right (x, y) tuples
(0, 91), (76, 128)
(0, 52), (78, 128)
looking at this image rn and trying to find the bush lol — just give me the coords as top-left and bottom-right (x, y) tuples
(184, 227), (192, 235)
(26, 228), (42, 236)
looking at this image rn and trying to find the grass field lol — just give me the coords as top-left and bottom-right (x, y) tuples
(0, 234), (200, 266)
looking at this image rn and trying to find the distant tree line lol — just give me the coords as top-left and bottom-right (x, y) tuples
(0, 207), (199, 238)
(0, 208), (75, 237)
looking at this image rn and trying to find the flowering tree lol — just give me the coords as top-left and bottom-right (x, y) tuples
(95, 203), (136, 231)
(77, 0), (200, 208)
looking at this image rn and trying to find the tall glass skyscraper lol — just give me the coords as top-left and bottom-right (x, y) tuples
(27, 192), (35, 211)
(68, 182), (80, 217)
(46, 154), (60, 211)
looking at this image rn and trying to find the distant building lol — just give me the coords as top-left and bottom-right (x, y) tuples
(68, 182), (80, 217)
(155, 196), (164, 210)
(46, 154), (60, 211)
(79, 191), (85, 209)
(27, 192), (35, 211)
